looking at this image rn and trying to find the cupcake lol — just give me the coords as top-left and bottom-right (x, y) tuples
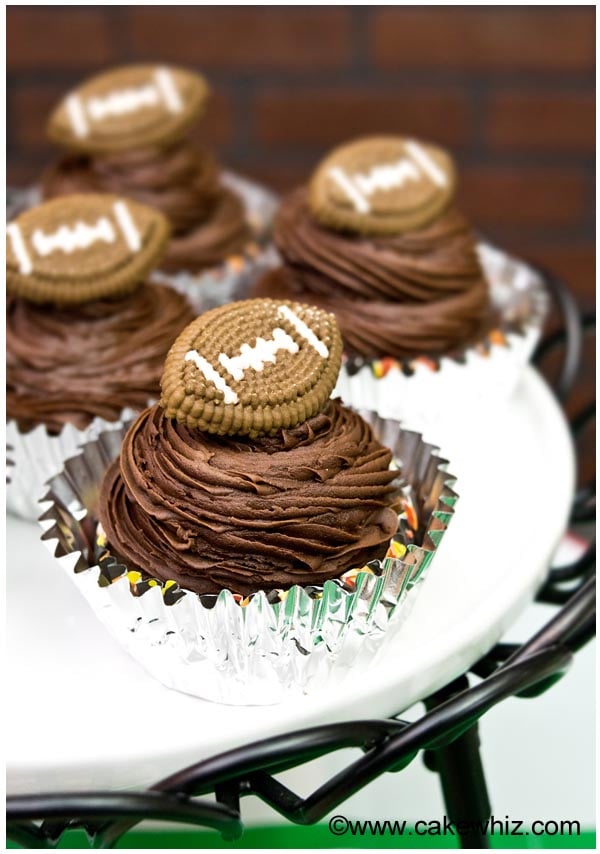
(253, 136), (547, 429)
(40, 298), (457, 703)
(6, 192), (196, 518)
(40, 65), (274, 309)
(99, 298), (401, 594)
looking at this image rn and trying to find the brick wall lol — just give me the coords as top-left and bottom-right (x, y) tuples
(7, 6), (595, 450)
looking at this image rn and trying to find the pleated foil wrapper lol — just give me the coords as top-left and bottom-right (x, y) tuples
(6, 408), (142, 521)
(7, 174), (279, 316)
(38, 412), (457, 705)
(7, 185), (41, 219)
(334, 243), (549, 432)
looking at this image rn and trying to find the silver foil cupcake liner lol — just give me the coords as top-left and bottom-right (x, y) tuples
(333, 243), (549, 432)
(38, 411), (457, 705)
(6, 407), (142, 521)
(7, 174), (279, 316)
(7, 185), (41, 220)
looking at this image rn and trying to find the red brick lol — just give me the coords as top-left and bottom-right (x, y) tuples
(7, 8), (114, 69)
(233, 162), (308, 195)
(169, 89), (235, 149)
(458, 167), (588, 228)
(7, 156), (45, 188)
(372, 8), (595, 71)
(129, 8), (351, 69)
(11, 84), (234, 151)
(533, 246), (595, 311)
(489, 92), (595, 152)
(506, 241), (595, 309)
(256, 88), (470, 149)
(10, 85), (64, 150)
(508, 239), (595, 482)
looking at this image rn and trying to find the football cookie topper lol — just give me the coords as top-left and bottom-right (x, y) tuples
(161, 299), (343, 437)
(47, 65), (209, 155)
(309, 136), (456, 236)
(6, 194), (170, 305)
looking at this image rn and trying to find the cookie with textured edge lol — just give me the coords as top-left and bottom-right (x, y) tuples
(6, 193), (170, 305)
(160, 299), (343, 437)
(47, 65), (209, 155)
(309, 135), (456, 236)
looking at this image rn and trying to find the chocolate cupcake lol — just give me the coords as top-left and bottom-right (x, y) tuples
(40, 298), (457, 703)
(264, 188), (493, 359)
(6, 193), (196, 518)
(43, 146), (251, 275)
(99, 299), (399, 595)
(254, 136), (547, 428)
(42, 65), (251, 275)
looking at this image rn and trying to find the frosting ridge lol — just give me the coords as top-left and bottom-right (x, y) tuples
(7, 283), (195, 433)
(99, 399), (400, 595)
(262, 188), (493, 359)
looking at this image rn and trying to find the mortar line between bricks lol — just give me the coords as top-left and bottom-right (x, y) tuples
(6, 66), (596, 90)
(348, 6), (372, 73)
(11, 147), (593, 176)
(107, 6), (134, 64)
(477, 224), (597, 247)
(222, 77), (259, 167)
(229, 142), (596, 168)
(176, 71), (595, 91)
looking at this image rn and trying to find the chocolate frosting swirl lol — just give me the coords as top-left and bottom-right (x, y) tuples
(99, 400), (400, 595)
(7, 284), (195, 434)
(42, 141), (251, 273)
(259, 188), (492, 359)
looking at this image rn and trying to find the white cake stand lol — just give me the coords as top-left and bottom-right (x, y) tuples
(6, 366), (574, 795)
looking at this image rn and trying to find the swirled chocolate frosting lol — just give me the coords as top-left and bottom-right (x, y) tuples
(42, 141), (251, 273)
(99, 399), (400, 595)
(256, 188), (493, 359)
(7, 284), (195, 434)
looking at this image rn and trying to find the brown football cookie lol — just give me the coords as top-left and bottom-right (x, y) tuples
(6, 194), (170, 305)
(47, 65), (209, 155)
(309, 135), (456, 236)
(161, 299), (343, 437)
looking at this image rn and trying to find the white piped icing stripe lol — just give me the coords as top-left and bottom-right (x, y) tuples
(219, 328), (298, 381)
(7, 224), (33, 275)
(328, 145), (447, 212)
(12, 204), (141, 268)
(66, 94), (89, 138)
(87, 85), (158, 121)
(113, 201), (141, 252)
(328, 166), (370, 214)
(404, 140), (448, 187)
(67, 69), (183, 134)
(154, 67), (183, 113)
(185, 351), (238, 404)
(354, 160), (419, 196)
(31, 218), (115, 256)
(278, 305), (329, 358)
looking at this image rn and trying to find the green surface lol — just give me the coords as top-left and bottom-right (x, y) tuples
(6, 825), (596, 849)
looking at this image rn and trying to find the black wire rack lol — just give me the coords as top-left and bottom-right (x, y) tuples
(6, 264), (595, 850)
